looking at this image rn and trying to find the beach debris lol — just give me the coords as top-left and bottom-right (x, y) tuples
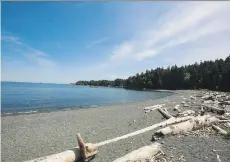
(190, 96), (196, 100)
(180, 110), (195, 117)
(143, 104), (165, 113)
(216, 154), (222, 162)
(77, 133), (98, 161)
(204, 104), (225, 115)
(183, 103), (189, 107)
(212, 125), (228, 135)
(157, 108), (173, 119)
(173, 105), (181, 112)
(113, 143), (161, 162)
(27, 134), (98, 162)
(152, 115), (228, 140)
(26, 90), (230, 162)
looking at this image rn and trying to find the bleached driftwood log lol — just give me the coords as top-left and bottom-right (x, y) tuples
(113, 143), (161, 162)
(26, 134), (98, 162)
(25, 149), (81, 162)
(143, 104), (165, 110)
(153, 115), (219, 138)
(204, 105), (225, 115)
(95, 116), (192, 147)
(26, 116), (192, 162)
(157, 108), (173, 119)
(77, 133), (98, 161)
(212, 125), (228, 135)
(144, 104), (165, 113)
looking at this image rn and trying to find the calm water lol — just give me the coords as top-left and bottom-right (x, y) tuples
(1, 82), (172, 115)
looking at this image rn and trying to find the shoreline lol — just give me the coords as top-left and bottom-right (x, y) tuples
(2, 90), (230, 162)
(1, 90), (175, 117)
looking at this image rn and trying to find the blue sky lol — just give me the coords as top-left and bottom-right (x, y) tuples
(2, 2), (230, 83)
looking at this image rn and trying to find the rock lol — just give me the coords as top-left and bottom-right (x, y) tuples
(202, 95), (213, 100)
(203, 100), (213, 104)
(183, 104), (189, 107)
(181, 110), (195, 116)
(190, 96), (196, 100)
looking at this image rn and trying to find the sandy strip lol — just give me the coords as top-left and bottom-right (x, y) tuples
(1, 90), (230, 162)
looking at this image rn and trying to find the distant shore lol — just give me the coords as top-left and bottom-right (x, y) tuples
(2, 90), (230, 162)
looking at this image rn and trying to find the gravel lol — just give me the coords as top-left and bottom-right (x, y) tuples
(1, 90), (230, 162)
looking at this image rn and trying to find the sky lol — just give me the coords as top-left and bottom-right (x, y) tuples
(2, 1), (230, 83)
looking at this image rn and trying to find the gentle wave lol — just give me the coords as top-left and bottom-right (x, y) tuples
(18, 111), (38, 114)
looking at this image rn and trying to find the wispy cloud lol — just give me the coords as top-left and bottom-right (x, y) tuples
(110, 2), (230, 61)
(86, 37), (111, 49)
(2, 2), (230, 83)
(1, 35), (22, 45)
(2, 34), (58, 82)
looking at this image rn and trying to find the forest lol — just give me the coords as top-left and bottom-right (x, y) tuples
(75, 55), (230, 92)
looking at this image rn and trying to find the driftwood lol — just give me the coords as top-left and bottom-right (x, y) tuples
(77, 133), (98, 161)
(204, 105), (225, 115)
(216, 154), (222, 162)
(144, 104), (164, 113)
(180, 110), (195, 117)
(95, 116), (192, 147)
(25, 149), (81, 162)
(200, 106), (205, 116)
(26, 116), (192, 162)
(113, 143), (161, 162)
(153, 115), (219, 138)
(26, 134), (98, 162)
(212, 125), (228, 135)
(157, 108), (173, 119)
(173, 105), (181, 112)
(143, 104), (165, 110)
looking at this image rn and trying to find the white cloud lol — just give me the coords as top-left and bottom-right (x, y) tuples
(110, 2), (230, 61)
(1, 36), (22, 45)
(2, 2), (230, 83)
(135, 49), (157, 61)
(86, 37), (111, 49)
(111, 42), (134, 59)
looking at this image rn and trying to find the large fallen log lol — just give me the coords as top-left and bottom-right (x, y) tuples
(26, 134), (98, 162)
(143, 104), (165, 110)
(26, 116), (192, 162)
(113, 143), (161, 162)
(152, 115), (219, 138)
(25, 149), (81, 162)
(157, 108), (173, 119)
(212, 125), (228, 135)
(144, 104), (165, 113)
(204, 105), (225, 115)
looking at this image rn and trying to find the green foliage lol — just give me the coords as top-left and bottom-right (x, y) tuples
(75, 55), (230, 92)
(75, 79), (126, 87)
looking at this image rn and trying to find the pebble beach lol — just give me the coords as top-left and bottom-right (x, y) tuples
(1, 90), (230, 162)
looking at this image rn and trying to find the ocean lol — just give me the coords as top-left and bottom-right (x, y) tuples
(1, 82), (173, 115)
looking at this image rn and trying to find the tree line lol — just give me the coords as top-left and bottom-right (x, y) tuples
(75, 55), (230, 92)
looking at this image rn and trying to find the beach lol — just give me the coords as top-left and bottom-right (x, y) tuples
(1, 90), (230, 162)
